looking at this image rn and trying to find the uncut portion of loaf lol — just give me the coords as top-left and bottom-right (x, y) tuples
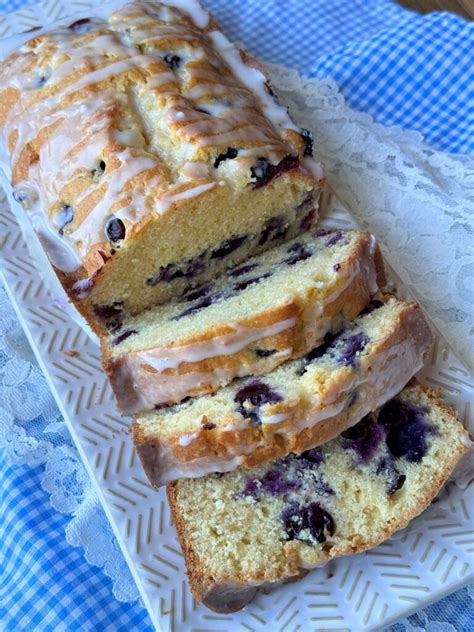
(133, 298), (433, 486)
(102, 228), (385, 414)
(168, 381), (471, 613)
(0, 1), (323, 331)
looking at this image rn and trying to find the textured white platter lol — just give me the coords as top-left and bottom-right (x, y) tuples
(0, 2), (473, 631)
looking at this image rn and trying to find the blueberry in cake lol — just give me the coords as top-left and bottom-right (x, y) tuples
(133, 298), (433, 486)
(102, 229), (385, 413)
(0, 1), (323, 332)
(167, 381), (471, 612)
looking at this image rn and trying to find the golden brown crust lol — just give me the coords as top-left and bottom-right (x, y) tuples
(134, 301), (433, 486)
(167, 381), (471, 612)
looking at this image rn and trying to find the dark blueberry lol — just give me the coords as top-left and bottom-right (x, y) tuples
(147, 254), (206, 287)
(296, 192), (315, 211)
(388, 473), (406, 494)
(281, 501), (335, 543)
(233, 272), (271, 293)
(105, 216), (126, 242)
(359, 300), (384, 316)
(98, 250), (110, 264)
(250, 154), (299, 189)
(202, 422), (216, 430)
(300, 128), (314, 156)
(254, 348), (277, 358)
(337, 331), (369, 366)
(111, 329), (137, 346)
(241, 469), (300, 498)
(377, 400), (427, 430)
(182, 284), (213, 302)
(314, 478), (335, 496)
(214, 147), (238, 168)
(299, 447), (325, 466)
(155, 264), (183, 284)
(154, 402), (171, 411)
(342, 415), (386, 464)
(71, 278), (93, 298)
(378, 400), (433, 463)
(258, 216), (286, 246)
(227, 263), (258, 278)
(184, 257), (206, 278)
(56, 204), (74, 235)
(173, 295), (215, 320)
(68, 18), (92, 33)
(164, 54), (181, 69)
(333, 263), (341, 272)
(376, 457), (406, 495)
(265, 83), (277, 98)
(93, 302), (123, 321)
(31, 74), (49, 88)
(211, 235), (247, 259)
(12, 189), (29, 206)
(325, 231), (343, 247)
(92, 160), (106, 178)
(300, 208), (317, 232)
(107, 319), (122, 334)
(313, 228), (331, 237)
(299, 333), (334, 372)
(234, 380), (282, 423)
(284, 242), (312, 265)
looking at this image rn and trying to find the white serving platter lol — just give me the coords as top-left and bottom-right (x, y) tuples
(0, 2), (473, 630)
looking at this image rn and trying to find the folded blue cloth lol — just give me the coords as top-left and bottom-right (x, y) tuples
(0, 1), (473, 631)
(206, 0), (474, 154)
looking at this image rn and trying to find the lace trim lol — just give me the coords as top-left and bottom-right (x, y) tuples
(0, 286), (139, 602)
(267, 64), (473, 370)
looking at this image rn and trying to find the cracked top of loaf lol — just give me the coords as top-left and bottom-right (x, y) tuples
(0, 1), (322, 283)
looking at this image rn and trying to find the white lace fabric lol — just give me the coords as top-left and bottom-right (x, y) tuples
(0, 67), (472, 615)
(0, 285), (139, 603)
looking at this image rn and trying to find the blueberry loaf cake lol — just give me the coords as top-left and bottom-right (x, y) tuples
(0, 1), (323, 331)
(133, 298), (433, 486)
(167, 381), (471, 612)
(102, 229), (385, 414)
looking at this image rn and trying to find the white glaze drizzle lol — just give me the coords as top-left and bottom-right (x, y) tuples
(13, 180), (82, 272)
(209, 30), (300, 132)
(154, 181), (218, 214)
(124, 367), (237, 414)
(139, 318), (297, 372)
(69, 149), (159, 254)
(0, 0), (323, 275)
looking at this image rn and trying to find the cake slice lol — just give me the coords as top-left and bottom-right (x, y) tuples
(0, 1), (323, 332)
(102, 228), (385, 414)
(133, 298), (433, 486)
(167, 381), (471, 613)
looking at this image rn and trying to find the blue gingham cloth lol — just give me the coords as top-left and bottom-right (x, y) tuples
(1, 1), (473, 631)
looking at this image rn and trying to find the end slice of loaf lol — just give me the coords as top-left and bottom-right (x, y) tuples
(102, 229), (385, 414)
(0, 1), (323, 331)
(133, 298), (433, 486)
(167, 381), (471, 613)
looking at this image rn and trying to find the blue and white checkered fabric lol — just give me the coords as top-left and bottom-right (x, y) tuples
(0, 1), (473, 630)
(0, 451), (154, 631)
